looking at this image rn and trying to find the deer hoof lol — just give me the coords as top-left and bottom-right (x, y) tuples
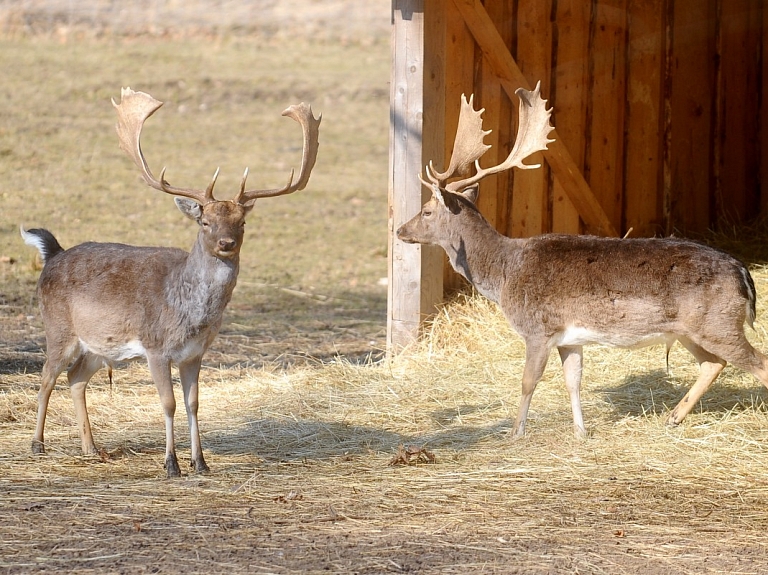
(31, 440), (45, 455)
(191, 458), (210, 474)
(165, 454), (182, 478)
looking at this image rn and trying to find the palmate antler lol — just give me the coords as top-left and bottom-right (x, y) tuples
(421, 81), (555, 194)
(112, 87), (321, 205)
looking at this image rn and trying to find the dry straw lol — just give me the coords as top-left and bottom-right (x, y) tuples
(3, 264), (768, 572)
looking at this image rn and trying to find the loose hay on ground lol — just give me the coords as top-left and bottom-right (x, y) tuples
(4, 268), (768, 573)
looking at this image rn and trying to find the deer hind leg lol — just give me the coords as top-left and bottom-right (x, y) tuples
(558, 346), (587, 438)
(178, 357), (209, 474)
(667, 337), (725, 426)
(67, 353), (104, 455)
(33, 339), (78, 454)
(147, 354), (180, 478)
(513, 339), (551, 438)
(709, 332), (768, 389)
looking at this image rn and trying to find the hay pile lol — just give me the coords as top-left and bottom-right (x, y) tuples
(3, 269), (768, 573)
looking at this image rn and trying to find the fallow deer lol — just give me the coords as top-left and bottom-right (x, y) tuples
(22, 87), (320, 476)
(397, 82), (768, 438)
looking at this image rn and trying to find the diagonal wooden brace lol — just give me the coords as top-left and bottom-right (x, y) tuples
(450, 0), (618, 237)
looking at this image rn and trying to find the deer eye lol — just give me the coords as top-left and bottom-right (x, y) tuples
(422, 209), (433, 218)
(201, 220), (210, 228)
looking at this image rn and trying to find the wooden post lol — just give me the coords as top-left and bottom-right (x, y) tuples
(387, 0), (444, 352)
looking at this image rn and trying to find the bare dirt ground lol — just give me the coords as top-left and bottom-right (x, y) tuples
(3, 2), (768, 574)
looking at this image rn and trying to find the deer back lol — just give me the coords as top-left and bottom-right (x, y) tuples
(501, 234), (755, 346)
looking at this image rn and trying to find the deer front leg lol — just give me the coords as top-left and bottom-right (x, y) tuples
(178, 357), (209, 474)
(147, 354), (180, 478)
(513, 339), (551, 438)
(67, 353), (104, 455)
(558, 345), (587, 438)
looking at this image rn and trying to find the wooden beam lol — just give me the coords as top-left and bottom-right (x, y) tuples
(450, 0), (618, 236)
(387, 0), (444, 352)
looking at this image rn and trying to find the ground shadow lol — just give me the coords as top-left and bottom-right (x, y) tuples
(208, 416), (510, 463)
(51, 414), (511, 469)
(596, 368), (768, 420)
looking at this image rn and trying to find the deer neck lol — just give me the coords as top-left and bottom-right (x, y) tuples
(443, 210), (518, 304)
(168, 238), (240, 329)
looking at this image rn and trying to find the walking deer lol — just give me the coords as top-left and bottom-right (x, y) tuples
(397, 82), (768, 438)
(21, 88), (320, 476)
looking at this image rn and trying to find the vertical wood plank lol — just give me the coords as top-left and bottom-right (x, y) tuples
(551, 0), (589, 235)
(587, 0), (628, 234)
(666, 0), (715, 233)
(387, 0), (443, 352)
(476, 6), (504, 232)
(483, 0), (515, 236)
(624, 0), (664, 237)
(422, 0), (448, 304)
(511, 0), (553, 237)
(442, 0), (476, 293)
(716, 0), (761, 223)
(763, 0), (768, 217)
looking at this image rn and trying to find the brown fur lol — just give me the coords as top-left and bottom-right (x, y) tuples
(23, 198), (252, 477)
(398, 188), (768, 437)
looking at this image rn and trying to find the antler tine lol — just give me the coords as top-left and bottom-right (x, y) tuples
(423, 161), (442, 186)
(112, 87), (215, 204)
(418, 171), (435, 189)
(445, 81), (555, 193)
(233, 167), (250, 204)
(428, 93), (492, 185)
(239, 103), (321, 203)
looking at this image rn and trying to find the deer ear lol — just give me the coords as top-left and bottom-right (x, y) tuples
(174, 197), (203, 221)
(460, 184), (479, 205)
(240, 198), (257, 214)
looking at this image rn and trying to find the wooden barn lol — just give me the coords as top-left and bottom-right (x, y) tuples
(387, 0), (768, 350)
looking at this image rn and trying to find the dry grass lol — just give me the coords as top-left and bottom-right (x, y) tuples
(4, 3), (768, 573)
(4, 274), (768, 573)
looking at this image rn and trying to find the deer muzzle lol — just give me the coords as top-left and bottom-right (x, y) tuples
(396, 220), (420, 244)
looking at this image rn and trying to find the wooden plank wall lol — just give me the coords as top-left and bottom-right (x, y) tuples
(428, 0), (766, 241)
(388, 0), (445, 349)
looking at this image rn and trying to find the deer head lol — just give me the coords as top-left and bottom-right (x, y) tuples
(112, 87), (321, 260)
(397, 82), (554, 247)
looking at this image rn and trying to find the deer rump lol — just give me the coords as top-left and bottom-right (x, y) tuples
(503, 234), (755, 350)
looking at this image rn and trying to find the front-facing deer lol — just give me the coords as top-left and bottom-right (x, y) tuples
(398, 82), (768, 437)
(22, 88), (320, 476)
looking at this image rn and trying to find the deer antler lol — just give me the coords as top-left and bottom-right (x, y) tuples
(427, 93), (491, 187)
(112, 87), (218, 204)
(235, 103), (321, 203)
(421, 82), (554, 194)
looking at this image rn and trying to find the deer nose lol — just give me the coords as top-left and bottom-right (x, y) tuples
(218, 238), (237, 252)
